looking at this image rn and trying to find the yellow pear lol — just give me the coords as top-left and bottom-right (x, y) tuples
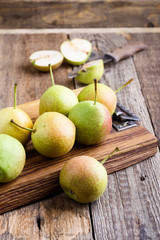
(0, 84), (33, 145)
(11, 112), (76, 158)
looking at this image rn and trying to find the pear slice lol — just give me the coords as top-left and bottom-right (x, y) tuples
(60, 38), (92, 65)
(29, 50), (63, 72)
(75, 59), (104, 84)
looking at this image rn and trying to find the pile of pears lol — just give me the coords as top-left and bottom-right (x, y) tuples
(0, 38), (132, 203)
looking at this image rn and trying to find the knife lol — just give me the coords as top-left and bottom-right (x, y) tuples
(68, 41), (147, 78)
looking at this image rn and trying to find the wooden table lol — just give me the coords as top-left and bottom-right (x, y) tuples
(0, 28), (160, 240)
(0, 0), (160, 28)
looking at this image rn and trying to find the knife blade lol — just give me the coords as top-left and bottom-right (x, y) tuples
(68, 41), (147, 78)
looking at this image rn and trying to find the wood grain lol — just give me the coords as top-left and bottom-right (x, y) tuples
(130, 33), (160, 147)
(0, 31), (160, 239)
(0, 33), (93, 239)
(0, 0), (160, 29)
(0, 119), (157, 214)
(0, 86), (157, 215)
(70, 32), (160, 240)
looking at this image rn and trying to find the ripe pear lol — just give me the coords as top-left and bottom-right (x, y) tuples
(78, 78), (133, 115)
(11, 112), (76, 158)
(0, 134), (26, 183)
(0, 84), (33, 145)
(68, 80), (112, 145)
(60, 38), (92, 65)
(75, 59), (104, 84)
(39, 64), (78, 116)
(29, 50), (63, 72)
(59, 148), (119, 203)
(78, 83), (117, 115)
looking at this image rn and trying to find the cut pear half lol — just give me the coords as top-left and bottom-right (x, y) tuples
(60, 38), (92, 65)
(75, 59), (104, 84)
(29, 50), (64, 72)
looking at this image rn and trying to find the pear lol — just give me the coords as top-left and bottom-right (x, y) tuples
(0, 134), (26, 183)
(78, 83), (117, 115)
(60, 38), (92, 65)
(11, 112), (76, 158)
(68, 80), (112, 145)
(29, 50), (63, 72)
(0, 84), (33, 145)
(75, 59), (104, 84)
(59, 147), (119, 203)
(39, 64), (78, 116)
(78, 78), (133, 115)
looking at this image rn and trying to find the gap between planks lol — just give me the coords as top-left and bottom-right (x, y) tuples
(0, 28), (160, 35)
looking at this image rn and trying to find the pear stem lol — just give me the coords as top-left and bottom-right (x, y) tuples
(10, 119), (36, 133)
(101, 147), (119, 165)
(49, 64), (55, 86)
(94, 79), (97, 105)
(114, 78), (133, 94)
(14, 83), (17, 109)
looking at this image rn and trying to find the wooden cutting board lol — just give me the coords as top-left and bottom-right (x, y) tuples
(0, 88), (157, 215)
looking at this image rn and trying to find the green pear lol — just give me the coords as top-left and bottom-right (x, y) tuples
(59, 148), (119, 203)
(0, 84), (33, 145)
(60, 38), (92, 65)
(11, 112), (76, 158)
(29, 50), (63, 72)
(75, 59), (104, 84)
(78, 78), (133, 115)
(68, 80), (112, 145)
(39, 64), (78, 116)
(0, 134), (26, 183)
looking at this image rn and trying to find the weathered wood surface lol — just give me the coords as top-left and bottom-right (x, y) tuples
(0, 0), (160, 29)
(0, 33), (93, 240)
(0, 123), (157, 215)
(70, 31), (160, 240)
(0, 29), (160, 239)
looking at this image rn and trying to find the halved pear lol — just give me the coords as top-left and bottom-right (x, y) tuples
(60, 38), (92, 65)
(29, 50), (63, 72)
(75, 59), (104, 84)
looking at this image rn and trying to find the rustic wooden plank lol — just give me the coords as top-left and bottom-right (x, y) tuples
(0, 0), (160, 29)
(0, 33), (93, 240)
(0, 123), (157, 215)
(129, 32), (160, 147)
(38, 195), (92, 240)
(0, 74), (157, 215)
(0, 33), (74, 108)
(0, 207), (40, 239)
(0, 31), (159, 239)
(70, 32), (160, 239)
(1, 28), (160, 35)
(0, 31), (157, 217)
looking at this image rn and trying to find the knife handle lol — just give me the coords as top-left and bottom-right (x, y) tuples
(108, 42), (147, 63)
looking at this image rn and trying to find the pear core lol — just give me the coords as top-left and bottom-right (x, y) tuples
(29, 50), (63, 71)
(60, 38), (92, 65)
